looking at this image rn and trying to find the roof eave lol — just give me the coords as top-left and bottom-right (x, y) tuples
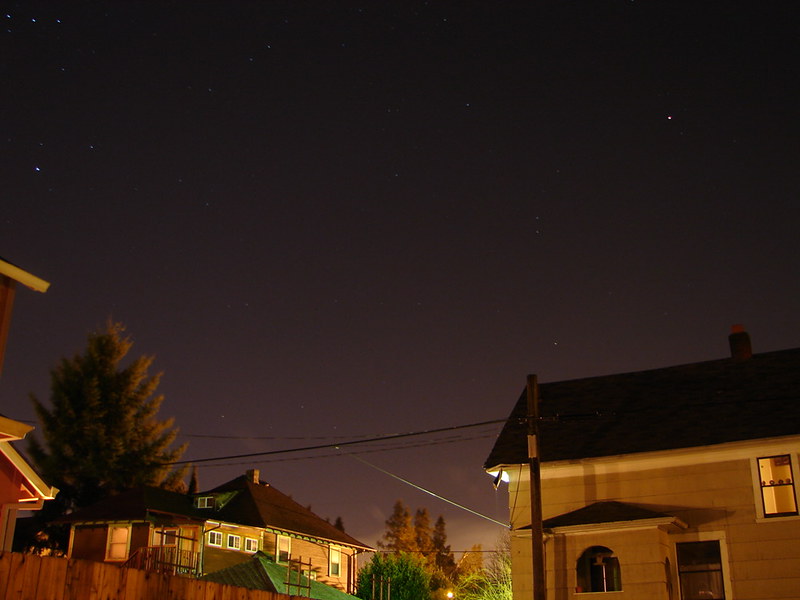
(544, 515), (688, 534)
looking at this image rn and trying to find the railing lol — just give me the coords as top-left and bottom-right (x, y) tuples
(124, 545), (201, 577)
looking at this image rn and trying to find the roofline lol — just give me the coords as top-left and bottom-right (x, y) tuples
(203, 520), (374, 551)
(0, 415), (34, 441)
(0, 441), (59, 500)
(487, 434), (800, 477)
(0, 258), (50, 293)
(544, 515), (688, 534)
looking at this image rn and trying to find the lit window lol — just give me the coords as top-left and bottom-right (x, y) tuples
(245, 537), (259, 553)
(758, 455), (798, 517)
(330, 547), (341, 576)
(227, 534), (242, 550)
(277, 535), (291, 562)
(196, 496), (214, 509)
(576, 546), (621, 592)
(153, 528), (178, 546)
(208, 531), (223, 547)
(677, 541), (726, 600)
(106, 526), (131, 561)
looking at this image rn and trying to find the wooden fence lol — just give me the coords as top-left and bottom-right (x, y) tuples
(0, 552), (299, 600)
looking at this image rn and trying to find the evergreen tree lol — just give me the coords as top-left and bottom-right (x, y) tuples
(357, 553), (431, 600)
(378, 500), (418, 553)
(432, 515), (456, 577)
(25, 321), (187, 550)
(188, 465), (199, 494)
(414, 508), (435, 566)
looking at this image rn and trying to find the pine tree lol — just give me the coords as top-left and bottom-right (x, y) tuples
(432, 515), (456, 576)
(414, 508), (435, 566)
(26, 321), (187, 548)
(378, 500), (418, 553)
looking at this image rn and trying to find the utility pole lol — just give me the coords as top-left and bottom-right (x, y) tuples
(527, 374), (546, 600)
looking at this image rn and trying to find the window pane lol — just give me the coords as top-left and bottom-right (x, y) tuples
(759, 455), (798, 516)
(107, 527), (129, 560)
(677, 542), (725, 600)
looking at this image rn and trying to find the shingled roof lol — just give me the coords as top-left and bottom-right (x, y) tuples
(206, 475), (372, 550)
(59, 486), (204, 523)
(485, 343), (800, 470)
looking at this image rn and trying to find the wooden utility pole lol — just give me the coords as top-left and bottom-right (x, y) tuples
(527, 374), (546, 600)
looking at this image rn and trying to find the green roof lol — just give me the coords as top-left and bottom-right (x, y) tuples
(202, 552), (360, 600)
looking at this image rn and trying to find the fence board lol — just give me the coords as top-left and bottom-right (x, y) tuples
(0, 553), (342, 600)
(35, 556), (68, 600)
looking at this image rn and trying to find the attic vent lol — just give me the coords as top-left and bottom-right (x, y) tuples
(729, 324), (752, 362)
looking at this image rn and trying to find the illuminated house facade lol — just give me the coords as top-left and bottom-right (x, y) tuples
(0, 415), (58, 551)
(485, 329), (800, 600)
(63, 470), (372, 592)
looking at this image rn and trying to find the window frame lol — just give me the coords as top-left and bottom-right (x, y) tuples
(245, 537), (259, 553)
(227, 533), (242, 550)
(105, 525), (132, 561)
(207, 530), (223, 547)
(330, 546), (342, 577)
(676, 540), (726, 600)
(751, 453), (799, 519)
(672, 533), (732, 600)
(277, 534), (291, 562)
(152, 527), (179, 547)
(575, 545), (622, 593)
(196, 496), (215, 509)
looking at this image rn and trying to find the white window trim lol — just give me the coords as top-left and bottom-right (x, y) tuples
(330, 546), (342, 577)
(672, 531), (732, 600)
(245, 537), (259, 553)
(207, 530), (223, 547)
(277, 534), (291, 562)
(196, 496), (214, 509)
(750, 453), (800, 521)
(227, 533), (242, 550)
(105, 525), (132, 561)
(152, 527), (179, 546)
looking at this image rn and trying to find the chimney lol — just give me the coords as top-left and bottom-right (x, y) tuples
(728, 324), (752, 361)
(246, 469), (260, 484)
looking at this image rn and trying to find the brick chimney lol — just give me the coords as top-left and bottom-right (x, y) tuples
(728, 324), (752, 361)
(246, 469), (260, 484)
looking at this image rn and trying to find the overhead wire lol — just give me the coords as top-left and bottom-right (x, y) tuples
(168, 418), (506, 465)
(340, 450), (509, 528)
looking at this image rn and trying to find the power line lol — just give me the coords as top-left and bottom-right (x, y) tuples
(169, 418), (506, 465)
(190, 431), (499, 469)
(342, 450), (509, 528)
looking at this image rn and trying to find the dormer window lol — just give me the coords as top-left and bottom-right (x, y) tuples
(196, 496), (215, 509)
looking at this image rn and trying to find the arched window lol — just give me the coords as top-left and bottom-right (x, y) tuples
(576, 546), (622, 592)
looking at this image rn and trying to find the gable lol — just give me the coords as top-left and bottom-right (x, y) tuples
(486, 347), (800, 468)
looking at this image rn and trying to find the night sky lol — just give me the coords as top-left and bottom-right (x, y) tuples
(2, 2), (798, 555)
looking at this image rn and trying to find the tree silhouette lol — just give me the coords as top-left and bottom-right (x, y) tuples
(24, 321), (187, 551)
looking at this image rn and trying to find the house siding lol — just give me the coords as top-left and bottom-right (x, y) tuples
(71, 525), (108, 562)
(506, 441), (800, 599)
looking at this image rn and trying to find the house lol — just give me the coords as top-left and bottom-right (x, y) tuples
(0, 415), (59, 551)
(0, 257), (57, 551)
(485, 327), (800, 600)
(62, 469), (373, 593)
